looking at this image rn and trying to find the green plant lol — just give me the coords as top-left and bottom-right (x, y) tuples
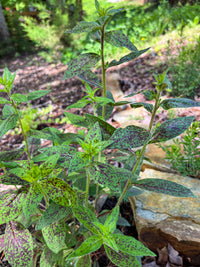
(0, 1), (200, 266)
(159, 121), (200, 178)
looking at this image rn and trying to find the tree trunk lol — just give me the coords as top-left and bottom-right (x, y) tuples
(0, 1), (10, 43)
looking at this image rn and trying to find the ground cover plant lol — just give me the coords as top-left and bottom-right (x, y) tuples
(0, 1), (200, 266)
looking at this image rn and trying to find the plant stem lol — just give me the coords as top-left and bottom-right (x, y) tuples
(116, 90), (161, 207)
(101, 24), (107, 119)
(85, 168), (90, 207)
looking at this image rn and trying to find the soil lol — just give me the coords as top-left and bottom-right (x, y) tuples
(0, 50), (199, 267)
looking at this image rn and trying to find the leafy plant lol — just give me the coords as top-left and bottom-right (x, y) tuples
(159, 121), (200, 178)
(0, 1), (200, 266)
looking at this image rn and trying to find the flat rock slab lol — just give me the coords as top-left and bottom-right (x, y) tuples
(130, 169), (200, 262)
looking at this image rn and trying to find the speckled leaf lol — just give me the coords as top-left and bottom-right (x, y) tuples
(0, 114), (18, 138)
(109, 125), (150, 149)
(40, 246), (56, 267)
(72, 205), (100, 235)
(0, 172), (28, 185)
(107, 8), (124, 15)
(11, 93), (28, 103)
(88, 162), (133, 192)
(64, 53), (100, 79)
(66, 21), (99, 33)
(27, 137), (41, 157)
(85, 114), (116, 139)
(105, 30), (138, 51)
(68, 152), (88, 174)
(36, 201), (72, 230)
(85, 122), (102, 142)
(40, 154), (60, 177)
(114, 234), (155, 256)
(150, 116), (195, 143)
(2, 104), (15, 118)
(65, 98), (89, 110)
(5, 221), (33, 267)
(104, 207), (119, 233)
(64, 112), (89, 127)
(105, 245), (141, 267)
(23, 185), (43, 218)
(108, 48), (150, 67)
(42, 220), (67, 254)
(124, 90), (156, 100)
(75, 254), (91, 267)
(0, 191), (26, 224)
(0, 148), (24, 162)
(133, 178), (196, 197)
(78, 70), (101, 87)
(68, 235), (102, 259)
(0, 234), (5, 252)
(27, 90), (51, 101)
(160, 98), (200, 110)
(131, 102), (154, 113)
(0, 97), (10, 104)
(97, 91), (114, 120)
(41, 177), (77, 207)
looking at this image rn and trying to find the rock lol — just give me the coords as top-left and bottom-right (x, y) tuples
(129, 169), (200, 265)
(168, 244), (183, 266)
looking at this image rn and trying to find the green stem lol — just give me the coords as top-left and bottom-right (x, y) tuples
(101, 24), (107, 119)
(116, 90), (161, 207)
(85, 168), (90, 207)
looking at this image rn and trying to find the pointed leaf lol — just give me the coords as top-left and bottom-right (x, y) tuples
(64, 53), (100, 79)
(36, 201), (72, 230)
(40, 246), (56, 267)
(27, 137), (41, 157)
(160, 98), (200, 110)
(150, 116), (195, 143)
(85, 122), (102, 142)
(42, 220), (67, 254)
(68, 236), (103, 259)
(95, 0), (100, 12)
(26, 90), (51, 101)
(0, 172), (28, 185)
(40, 154), (60, 177)
(41, 177), (77, 207)
(97, 91), (114, 120)
(78, 70), (101, 87)
(65, 98), (89, 110)
(131, 102), (154, 113)
(105, 245), (141, 267)
(66, 21), (99, 33)
(108, 48), (150, 68)
(133, 178), (196, 198)
(68, 152), (88, 174)
(2, 104), (15, 118)
(0, 114), (18, 138)
(104, 206), (119, 233)
(0, 234), (5, 252)
(89, 162), (134, 192)
(64, 112), (89, 127)
(5, 221), (33, 267)
(0, 97), (10, 104)
(109, 125), (150, 149)
(0, 148), (24, 162)
(11, 93), (28, 103)
(107, 8), (124, 15)
(75, 254), (91, 267)
(105, 30), (138, 51)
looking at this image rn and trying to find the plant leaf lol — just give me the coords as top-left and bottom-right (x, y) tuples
(68, 152), (88, 174)
(68, 235), (103, 259)
(133, 178), (197, 197)
(0, 114), (18, 138)
(11, 93), (28, 103)
(2, 104), (15, 118)
(26, 90), (51, 101)
(109, 125), (150, 149)
(104, 206), (119, 233)
(64, 112), (89, 127)
(0, 148), (24, 162)
(85, 122), (102, 142)
(40, 154), (60, 177)
(75, 254), (91, 267)
(65, 98), (89, 110)
(42, 220), (67, 254)
(0, 97), (10, 104)
(107, 8), (124, 15)
(160, 98), (200, 110)
(40, 246), (56, 267)
(105, 245), (141, 267)
(130, 102), (154, 113)
(0, 234), (5, 252)
(78, 69), (101, 87)
(36, 201), (72, 230)
(66, 21), (99, 33)
(150, 116), (195, 143)
(5, 221), (33, 267)
(108, 48), (150, 68)
(0, 172), (28, 185)
(27, 137), (41, 157)
(97, 91), (114, 120)
(64, 53), (100, 79)
(105, 30), (138, 51)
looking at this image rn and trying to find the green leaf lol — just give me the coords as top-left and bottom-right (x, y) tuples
(95, 0), (100, 12)
(41, 177), (77, 207)
(130, 102), (154, 113)
(109, 125), (150, 149)
(0, 234), (5, 252)
(97, 91), (114, 120)
(105, 245), (141, 267)
(160, 98), (200, 110)
(72, 205), (100, 235)
(150, 116), (195, 143)
(11, 93), (28, 103)
(0, 172), (28, 185)
(40, 154), (60, 177)
(66, 21), (99, 33)
(64, 53), (100, 79)
(0, 191), (25, 224)
(104, 206), (119, 233)
(78, 70), (101, 87)
(23, 185), (43, 218)
(133, 178), (197, 198)
(40, 246), (57, 267)
(0, 148), (24, 162)
(5, 221), (33, 267)
(75, 254), (91, 267)
(105, 30), (138, 51)
(26, 90), (51, 101)
(65, 98), (89, 110)
(68, 236), (103, 259)
(64, 112), (89, 127)
(0, 97), (10, 104)
(114, 234), (155, 256)
(108, 48), (150, 68)
(0, 114), (18, 138)
(36, 201), (72, 230)
(68, 152), (88, 174)
(2, 104), (15, 118)
(42, 220), (67, 254)
(85, 122), (102, 143)
(89, 162), (134, 192)
(27, 137), (41, 157)
(107, 8), (124, 15)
